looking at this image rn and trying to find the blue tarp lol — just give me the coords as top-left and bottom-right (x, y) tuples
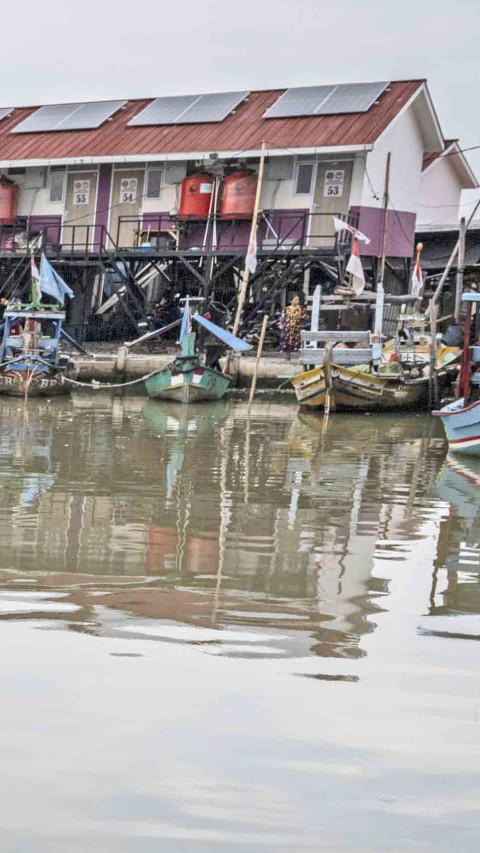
(192, 313), (252, 351)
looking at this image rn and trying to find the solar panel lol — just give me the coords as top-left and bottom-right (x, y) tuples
(128, 95), (199, 126)
(0, 108), (12, 123)
(263, 86), (336, 118)
(12, 100), (126, 133)
(316, 82), (389, 115)
(179, 91), (249, 123)
(128, 91), (249, 126)
(263, 81), (390, 118)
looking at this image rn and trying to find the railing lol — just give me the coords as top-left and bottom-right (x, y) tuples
(0, 211), (358, 256)
(116, 210), (359, 254)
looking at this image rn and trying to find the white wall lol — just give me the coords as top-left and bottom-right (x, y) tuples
(141, 161), (186, 214)
(0, 167), (66, 218)
(417, 156), (463, 227)
(360, 104), (425, 213)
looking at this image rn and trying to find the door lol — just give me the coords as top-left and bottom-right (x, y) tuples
(311, 162), (353, 247)
(63, 170), (98, 249)
(110, 169), (145, 249)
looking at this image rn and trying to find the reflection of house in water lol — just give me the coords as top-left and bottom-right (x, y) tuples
(432, 458), (480, 616)
(0, 395), (457, 660)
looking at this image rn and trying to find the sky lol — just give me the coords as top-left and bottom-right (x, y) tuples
(0, 0), (479, 208)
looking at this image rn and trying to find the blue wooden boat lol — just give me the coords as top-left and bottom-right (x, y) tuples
(145, 300), (251, 403)
(0, 307), (76, 396)
(433, 293), (480, 456)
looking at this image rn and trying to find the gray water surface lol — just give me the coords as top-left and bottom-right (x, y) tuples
(0, 396), (479, 852)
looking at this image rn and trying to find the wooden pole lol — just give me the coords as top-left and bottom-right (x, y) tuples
(232, 142), (267, 337)
(248, 314), (268, 405)
(454, 216), (467, 322)
(432, 240), (459, 305)
(428, 298), (438, 409)
(378, 151), (391, 284)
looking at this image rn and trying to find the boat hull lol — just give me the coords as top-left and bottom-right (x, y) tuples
(0, 362), (75, 397)
(291, 363), (429, 412)
(433, 398), (480, 456)
(145, 363), (230, 403)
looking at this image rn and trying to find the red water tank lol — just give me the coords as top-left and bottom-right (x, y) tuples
(0, 181), (19, 224)
(221, 171), (257, 219)
(178, 174), (214, 219)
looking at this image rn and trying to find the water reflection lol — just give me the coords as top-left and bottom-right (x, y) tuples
(1, 398), (480, 852)
(0, 396), (466, 660)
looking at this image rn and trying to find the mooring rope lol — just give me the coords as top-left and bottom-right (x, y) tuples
(61, 369), (162, 390)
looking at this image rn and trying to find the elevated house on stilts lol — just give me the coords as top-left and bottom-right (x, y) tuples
(0, 79), (472, 341)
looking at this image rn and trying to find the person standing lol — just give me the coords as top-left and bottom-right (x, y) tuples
(280, 295), (307, 356)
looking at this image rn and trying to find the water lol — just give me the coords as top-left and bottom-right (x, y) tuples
(0, 395), (479, 852)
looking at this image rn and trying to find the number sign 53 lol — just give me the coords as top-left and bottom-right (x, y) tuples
(323, 169), (345, 198)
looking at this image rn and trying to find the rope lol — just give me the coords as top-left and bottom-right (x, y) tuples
(61, 368), (162, 389)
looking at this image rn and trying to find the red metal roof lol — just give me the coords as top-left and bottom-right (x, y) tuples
(0, 81), (424, 162)
(422, 139), (457, 171)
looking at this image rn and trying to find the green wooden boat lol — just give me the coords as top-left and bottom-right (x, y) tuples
(145, 332), (230, 402)
(145, 301), (251, 403)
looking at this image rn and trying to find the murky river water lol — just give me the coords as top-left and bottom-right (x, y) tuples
(0, 395), (479, 852)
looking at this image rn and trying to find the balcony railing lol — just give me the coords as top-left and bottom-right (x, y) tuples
(0, 210), (358, 257)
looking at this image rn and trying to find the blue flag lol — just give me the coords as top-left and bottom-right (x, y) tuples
(193, 312), (252, 351)
(39, 255), (74, 305)
(179, 296), (190, 339)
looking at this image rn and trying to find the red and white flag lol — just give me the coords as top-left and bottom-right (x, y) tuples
(410, 252), (423, 297)
(246, 234), (257, 274)
(346, 237), (365, 295)
(333, 216), (371, 245)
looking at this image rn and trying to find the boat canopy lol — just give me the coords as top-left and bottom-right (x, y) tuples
(192, 313), (252, 351)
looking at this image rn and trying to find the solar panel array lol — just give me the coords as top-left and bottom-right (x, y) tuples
(12, 100), (127, 133)
(129, 91), (249, 126)
(0, 108), (12, 123)
(264, 81), (390, 118)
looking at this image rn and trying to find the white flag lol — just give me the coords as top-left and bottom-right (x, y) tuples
(410, 254), (423, 297)
(346, 237), (365, 295)
(333, 216), (371, 245)
(246, 234), (257, 274)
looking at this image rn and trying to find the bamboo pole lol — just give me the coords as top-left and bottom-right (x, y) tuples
(432, 240), (459, 305)
(232, 142), (267, 337)
(248, 314), (268, 405)
(454, 216), (467, 321)
(378, 151), (391, 284)
(428, 298), (438, 409)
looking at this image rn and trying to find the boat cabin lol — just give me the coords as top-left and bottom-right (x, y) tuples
(0, 308), (65, 366)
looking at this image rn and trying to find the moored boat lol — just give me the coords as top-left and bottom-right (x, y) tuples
(145, 300), (251, 403)
(433, 292), (480, 455)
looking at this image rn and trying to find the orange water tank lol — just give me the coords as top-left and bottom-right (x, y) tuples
(0, 181), (19, 224)
(178, 174), (214, 219)
(221, 171), (257, 219)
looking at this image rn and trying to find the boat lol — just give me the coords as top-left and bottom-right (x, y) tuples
(433, 292), (480, 455)
(145, 300), (252, 403)
(292, 342), (460, 412)
(0, 254), (78, 397)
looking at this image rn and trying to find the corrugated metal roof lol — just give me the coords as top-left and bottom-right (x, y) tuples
(422, 139), (457, 171)
(0, 81), (424, 162)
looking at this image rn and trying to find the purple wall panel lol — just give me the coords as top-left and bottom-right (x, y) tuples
(349, 205), (416, 258)
(94, 164), (112, 250)
(29, 215), (62, 245)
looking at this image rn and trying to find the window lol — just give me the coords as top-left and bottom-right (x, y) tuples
(146, 168), (163, 199)
(49, 170), (65, 203)
(294, 162), (314, 195)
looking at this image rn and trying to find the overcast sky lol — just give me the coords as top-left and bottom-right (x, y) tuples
(1, 0), (479, 208)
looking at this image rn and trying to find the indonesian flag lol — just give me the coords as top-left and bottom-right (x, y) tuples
(31, 255), (42, 304)
(346, 237), (365, 295)
(333, 216), (371, 245)
(246, 234), (257, 274)
(411, 252), (423, 297)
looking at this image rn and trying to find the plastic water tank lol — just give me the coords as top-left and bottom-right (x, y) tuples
(0, 181), (19, 224)
(178, 174), (213, 219)
(220, 171), (257, 219)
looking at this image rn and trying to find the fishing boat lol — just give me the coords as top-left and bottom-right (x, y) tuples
(433, 292), (480, 455)
(291, 286), (460, 412)
(145, 300), (252, 403)
(0, 255), (77, 397)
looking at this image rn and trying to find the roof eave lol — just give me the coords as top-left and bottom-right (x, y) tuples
(0, 142), (374, 169)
